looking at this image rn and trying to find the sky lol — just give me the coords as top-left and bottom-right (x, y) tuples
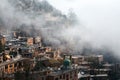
(46, 0), (120, 57)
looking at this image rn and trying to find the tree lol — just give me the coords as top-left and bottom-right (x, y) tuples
(67, 10), (78, 25)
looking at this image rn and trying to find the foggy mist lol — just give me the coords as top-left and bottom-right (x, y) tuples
(0, 0), (120, 58)
(47, 0), (120, 58)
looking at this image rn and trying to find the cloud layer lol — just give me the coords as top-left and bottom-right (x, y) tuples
(47, 0), (120, 57)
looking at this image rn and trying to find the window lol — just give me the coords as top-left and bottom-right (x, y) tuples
(5, 65), (8, 69)
(42, 77), (44, 80)
(60, 75), (62, 79)
(63, 74), (65, 79)
(55, 78), (58, 80)
(9, 64), (13, 67)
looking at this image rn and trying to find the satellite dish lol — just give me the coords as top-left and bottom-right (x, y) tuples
(80, 71), (85, 75)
